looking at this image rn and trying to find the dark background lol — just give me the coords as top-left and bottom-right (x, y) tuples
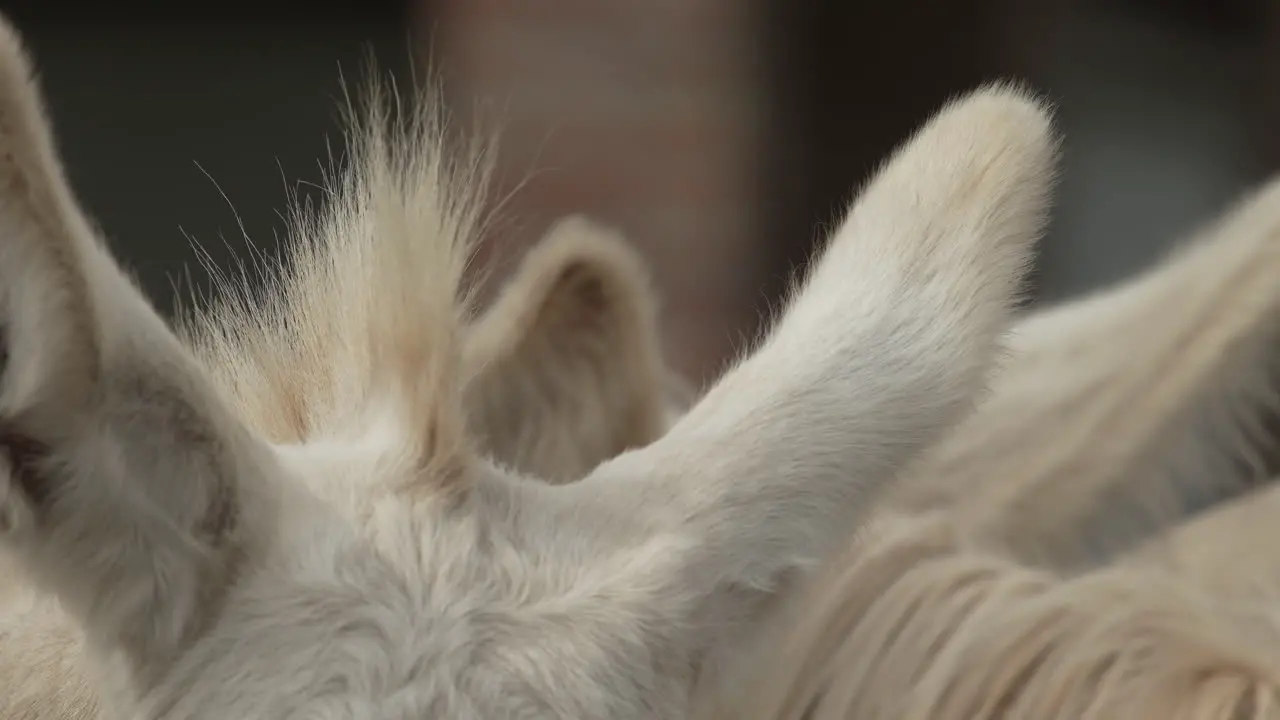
(3, 0), (1276, 369)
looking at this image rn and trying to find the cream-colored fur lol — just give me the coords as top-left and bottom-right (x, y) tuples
(695, 157), (1280, 719)
(1129, 482), (1280, 599)
(462, 215), (692, 483)
(702, 516), (1280, 720)
(0, 13), (1054, 720)
(0, 214), (692, 719)
(892, 173), (1280, 568)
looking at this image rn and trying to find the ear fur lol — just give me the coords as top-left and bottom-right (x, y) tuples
(463, 215), (688, 482)
(565, 84), (1057, 671)
(0, 14), (275, 684)
(895, 175), (1280, 567)
(179, 70), (491, 500)
(1126, 476), (1280, 599)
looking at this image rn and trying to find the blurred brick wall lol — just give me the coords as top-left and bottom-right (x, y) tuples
(422, 0), (764, 385)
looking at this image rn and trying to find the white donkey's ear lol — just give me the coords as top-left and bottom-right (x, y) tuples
(898, 175), (1280, 568)
(463, 216), (684, 482)
(567, 84), (1056, 619)
(0, 15), (273, 677)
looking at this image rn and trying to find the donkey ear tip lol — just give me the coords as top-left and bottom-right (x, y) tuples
(911, 82), (1061, 203)
(542, 215), (626, 250)
(533, 216), (650, 285)
(950, 81), (1058, 146)
(0, 13), (32, 71)
(967, 80), (1053, 114)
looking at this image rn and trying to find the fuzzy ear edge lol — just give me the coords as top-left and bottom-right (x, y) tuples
(897, 172), (1280, 568)
(0, 11), (277, 680)
(463, 215), (685, 482)
(566, 82), (1057, 630)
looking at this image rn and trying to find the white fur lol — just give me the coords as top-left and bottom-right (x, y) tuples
(894, 173), (1280, 568)
(692, 158), (1280, 720)
(0, 213), (694, 719)
(0, 12), (1054, 719)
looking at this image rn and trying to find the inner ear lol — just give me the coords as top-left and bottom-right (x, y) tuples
(547, 259), (611, 322)
(0, 421), (52, 511)
(0, 13), (277, 679)
(462, 216), (681, 482)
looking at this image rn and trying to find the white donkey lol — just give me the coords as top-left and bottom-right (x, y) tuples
(0, 12), (1055, 719)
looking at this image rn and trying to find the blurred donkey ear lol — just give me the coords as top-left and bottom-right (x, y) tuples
(463, 216), (687, 482)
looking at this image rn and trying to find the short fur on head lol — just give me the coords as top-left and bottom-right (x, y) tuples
(696, 163), (1280, 719)
(0, 11), (1056, 719)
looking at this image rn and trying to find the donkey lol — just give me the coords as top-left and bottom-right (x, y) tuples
(0, 210), (694, 719)
(694, 153), (1280, 719)
(0, 13), (1055, 720)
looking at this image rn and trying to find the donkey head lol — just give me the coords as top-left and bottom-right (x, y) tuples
(0, 15), (1056, 719)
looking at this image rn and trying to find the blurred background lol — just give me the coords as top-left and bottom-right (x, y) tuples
(3, 0), (1276, 386)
